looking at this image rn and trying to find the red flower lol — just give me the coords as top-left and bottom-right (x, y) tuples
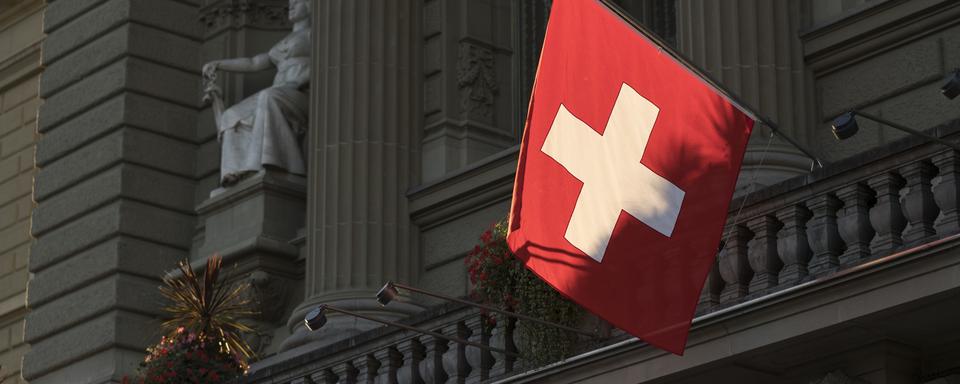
(480, 230), (492, 243)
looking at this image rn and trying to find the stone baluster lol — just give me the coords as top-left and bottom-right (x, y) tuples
(373, 348), (401, 384)
(463, 316), (490, 382)
(806, 194), (844, 277)
(776, 204), (812, 285)
(310, 369), (339, 384)
(420, 333), (449, 384)
(932, 151), (960, 236)
(900, 161), (939, 245)
(719, 224), (753, 303)
(332, 362), (359, 384)
(488, 314), (517, 378)
(836, 183), (876, 266)
(356, 355), (381, 384)
(441, 322), (469, 384)
(396, 339), (424, 384)
(868, 172), (907, 255)
(746, 215), (782, 295)
(697, 255), (723, 313)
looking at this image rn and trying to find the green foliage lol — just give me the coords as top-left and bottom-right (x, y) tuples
(465, 220), (585, 365)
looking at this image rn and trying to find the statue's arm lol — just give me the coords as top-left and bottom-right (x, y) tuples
(293, 57), (311, 89)
(203, 53), (273, 76)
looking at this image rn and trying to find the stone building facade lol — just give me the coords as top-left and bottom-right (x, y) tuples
(0, 0), (41, 382)
(8, 0), (960, 383)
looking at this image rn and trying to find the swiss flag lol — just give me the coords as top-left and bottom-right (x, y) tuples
(507, 0), (754, 354)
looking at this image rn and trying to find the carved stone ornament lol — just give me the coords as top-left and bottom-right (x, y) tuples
(810, 370), (869, 384)
(457, 41), (499, 120)
(200, 0), (291, 32)
(247, 271), (289, 323)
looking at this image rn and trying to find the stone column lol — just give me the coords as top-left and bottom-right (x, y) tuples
(284, 0), (424, 348)
(675, 0), (814, 189)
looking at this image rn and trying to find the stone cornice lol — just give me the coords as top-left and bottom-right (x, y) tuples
(408, 145), (518, 230)
(801, 0), (960, 74)
(0, 40), (41, 93)
(0, 0), (42, 31)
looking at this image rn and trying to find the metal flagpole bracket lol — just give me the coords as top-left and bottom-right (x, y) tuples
(378, 281), (601, 339)
(596, 0), (825, 170)
(304, 304), (519, 357)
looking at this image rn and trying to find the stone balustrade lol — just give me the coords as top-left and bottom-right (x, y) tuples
(246, 122), (960, 384)
(700, 123), (960, 313)
(245, 304), (522, 384)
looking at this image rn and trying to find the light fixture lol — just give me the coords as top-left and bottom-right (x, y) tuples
(831, 110), (960, 152)
(304, 305), (328, 331)
(303, 304), (518, 356)
(941, 69), (960, 100)
(831, 112), (859, 140)
(376, 282), (400, 306)
(378, 281), (599, 338)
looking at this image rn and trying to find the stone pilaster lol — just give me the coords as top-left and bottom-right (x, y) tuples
(676, 0), (814, 189)
(24, 0), (203, 382)
(0, 1), (43, 382)
(420, 0), (517, 182)
(284, 0), (424, 349)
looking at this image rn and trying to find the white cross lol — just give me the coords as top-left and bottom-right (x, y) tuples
(541, 83), (686, 263)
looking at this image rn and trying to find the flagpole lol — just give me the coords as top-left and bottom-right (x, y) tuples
(596, 0), (824, 169)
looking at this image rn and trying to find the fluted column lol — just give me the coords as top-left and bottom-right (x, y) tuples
(676, 0), (814, 189)
(285, 0), (424, 348)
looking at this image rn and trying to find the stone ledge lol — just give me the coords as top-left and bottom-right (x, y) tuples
(198, 169), (307, 214)
(409, 145), (518, 229)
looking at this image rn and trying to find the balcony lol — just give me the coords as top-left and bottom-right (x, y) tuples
(243, 119), (960, 384)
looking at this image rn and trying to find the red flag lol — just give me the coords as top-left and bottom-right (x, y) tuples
(507, 0), (754, 354)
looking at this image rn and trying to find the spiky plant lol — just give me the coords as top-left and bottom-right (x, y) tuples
(159, 255), (257, 364)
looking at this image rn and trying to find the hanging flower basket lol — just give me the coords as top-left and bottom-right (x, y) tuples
(465, 220), (586, 365)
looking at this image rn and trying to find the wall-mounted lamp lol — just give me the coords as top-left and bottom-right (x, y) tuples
(304, 304), (518, 357)
(377, 281), (599, 338)
(942, 69), (960, 100)
(831, 110), (960, 152)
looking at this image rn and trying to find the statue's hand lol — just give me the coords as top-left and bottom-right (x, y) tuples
(202, 61), (220, 79)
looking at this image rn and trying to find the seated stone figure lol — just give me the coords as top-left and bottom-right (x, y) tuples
(202, 0), (312, 187)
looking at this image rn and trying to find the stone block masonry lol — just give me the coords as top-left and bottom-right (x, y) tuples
(0, 0), (43, 382)
(22, 0), (204, 382)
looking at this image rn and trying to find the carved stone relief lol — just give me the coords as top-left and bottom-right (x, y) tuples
(247, 271), (290, 324)
(242, 271), (291, 355)
(200, 0), (291, 33)
(457, 41), (499, 121)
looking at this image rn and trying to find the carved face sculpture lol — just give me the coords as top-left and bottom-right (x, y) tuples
(288, 0), (310, 23)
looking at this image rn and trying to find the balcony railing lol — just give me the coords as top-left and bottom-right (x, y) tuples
(243, 120), (960, 384)
(701, 121), (960, 313)
(244, 303), (531, 383)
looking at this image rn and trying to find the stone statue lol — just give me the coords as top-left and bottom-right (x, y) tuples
(202, 0), (312, 187)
